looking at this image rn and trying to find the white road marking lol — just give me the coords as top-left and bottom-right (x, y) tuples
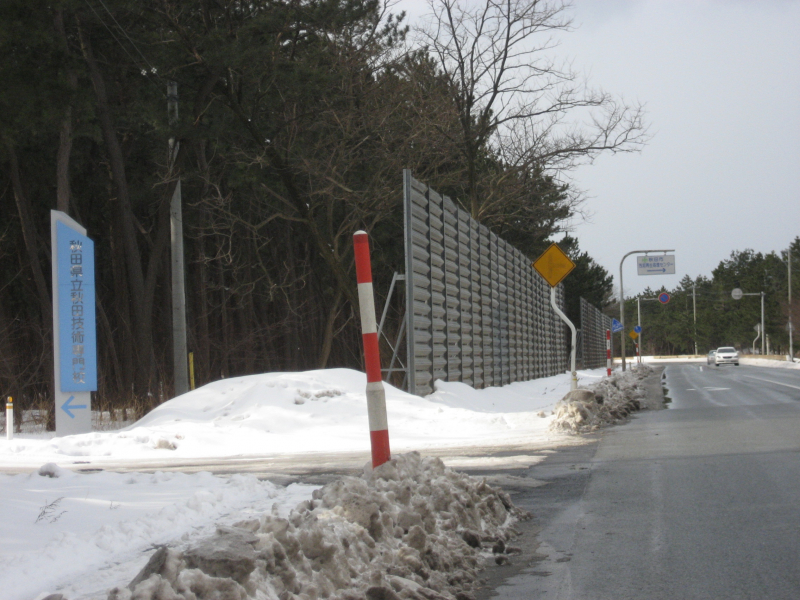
(703, 387), (730, 391)
(743, 375), (800, 391)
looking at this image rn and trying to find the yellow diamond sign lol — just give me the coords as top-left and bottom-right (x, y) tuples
(629, 330), (639, 340)
(532, 243), (576, 287)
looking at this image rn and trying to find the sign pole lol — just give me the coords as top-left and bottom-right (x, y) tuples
(532, 243), (578, 390)
(619, 249), (675, 371)
(550, 287), (577, 390)
(637, 296), (642, 362)
(606, 330), (611, 376)
(761, 292), (765, 356)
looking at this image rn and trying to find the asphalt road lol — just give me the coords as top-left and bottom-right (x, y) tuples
(475, 363), (800, 600)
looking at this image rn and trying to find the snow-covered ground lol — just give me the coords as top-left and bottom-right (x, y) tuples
(1, 368), (603, 470)
(0, 361), (702, 599)
(1, 367), (613, 600)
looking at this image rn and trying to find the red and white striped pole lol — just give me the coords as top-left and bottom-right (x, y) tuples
(353, 231), (391, 468)
(606, 329), (612, 377)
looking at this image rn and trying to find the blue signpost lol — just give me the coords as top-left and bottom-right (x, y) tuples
(612, 318), (624, 333)
(51, 211), (97, 436)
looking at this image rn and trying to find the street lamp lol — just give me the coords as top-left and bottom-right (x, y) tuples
(619, 249), (674, 371)
(732, 288), (765, 355)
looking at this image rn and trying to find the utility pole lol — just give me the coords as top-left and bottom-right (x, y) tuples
(693, 284), (697, 355)
(789, 247), (794, 361)
(169, 81), (189, 396)
(761, 291), (765, 356)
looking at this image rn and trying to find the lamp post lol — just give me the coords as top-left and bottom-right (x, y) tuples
(620, 249), (675, 371)
(693, 284), (698, 355)
(732, 288), (765, 355)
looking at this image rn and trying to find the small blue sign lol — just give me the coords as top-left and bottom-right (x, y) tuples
(634, 325), (642, 334)
(57, 221), (97, 392)
(612, 318), (623, 333)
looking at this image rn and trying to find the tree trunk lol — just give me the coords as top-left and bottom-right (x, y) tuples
(4, 140), (56, 428)
(78, 23), (157, 398)
(319, 287), (344, 368)
(54, 7), (77, 215)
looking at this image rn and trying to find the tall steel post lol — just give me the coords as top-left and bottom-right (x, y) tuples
(637, 296), (642, 363)
(619, 249), (674, 372)
(789, 248), (793, 361)
(761, 291), (765, 356)
(693, 284), (697, 355)
(169, 81), (189, 396)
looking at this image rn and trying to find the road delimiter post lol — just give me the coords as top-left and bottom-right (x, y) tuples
(353, 231), (391, 468)
(6, 397), (12, 440)
(606, 330), (612, 377)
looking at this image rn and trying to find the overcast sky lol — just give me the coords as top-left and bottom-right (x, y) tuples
(398, 0), (800, 298)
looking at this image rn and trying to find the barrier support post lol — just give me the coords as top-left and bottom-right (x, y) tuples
(353, 231), (391, 468)
(6, 397), (12, 441)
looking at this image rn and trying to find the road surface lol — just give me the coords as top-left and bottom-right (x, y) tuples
(476, 362), (800, 600)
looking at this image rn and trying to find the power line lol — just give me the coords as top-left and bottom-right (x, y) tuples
(82, 0), (165, 96)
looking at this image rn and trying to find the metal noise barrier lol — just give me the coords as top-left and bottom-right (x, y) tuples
(580, 297), (613, 369)
(403, 171), (567, 396)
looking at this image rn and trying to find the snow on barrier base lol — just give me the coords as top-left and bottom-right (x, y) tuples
(354, 231), (391, 468)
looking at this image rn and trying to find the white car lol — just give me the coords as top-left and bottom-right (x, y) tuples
(714, 347), (739, 366)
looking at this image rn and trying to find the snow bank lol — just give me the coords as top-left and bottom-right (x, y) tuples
(549, 365), (655, 433)
(1, 368), (606, 468)
(740, 357), (800, 369)
(106, 452), (527, 600)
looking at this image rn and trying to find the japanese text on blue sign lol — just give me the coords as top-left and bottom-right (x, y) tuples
(57, 222), (97, 391)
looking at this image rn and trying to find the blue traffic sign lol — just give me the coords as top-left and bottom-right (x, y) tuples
(634, 325), (642, 334)
(612, 318), (623, 333)
(56, 221), (97, 392)
(658, 292), (671, 304)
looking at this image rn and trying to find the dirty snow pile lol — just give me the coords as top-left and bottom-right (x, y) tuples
(550, 365), (655, 433)
(105, 452), (527, 600)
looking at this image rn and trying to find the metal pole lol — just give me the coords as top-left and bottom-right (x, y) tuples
(789, 248), (793, 361)
(551, 287), (577, 390)
(619, 257), (626, 372)
(619, 249), (675, 371)
(637, 296), (642, 363)
(693, 284), (697, 355)
(169, 81), (189, 396)
(761, 291), (765, 356)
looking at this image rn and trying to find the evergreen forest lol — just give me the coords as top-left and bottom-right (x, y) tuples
(1, 0), (651, 423)
(615, 240), (800, 358)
